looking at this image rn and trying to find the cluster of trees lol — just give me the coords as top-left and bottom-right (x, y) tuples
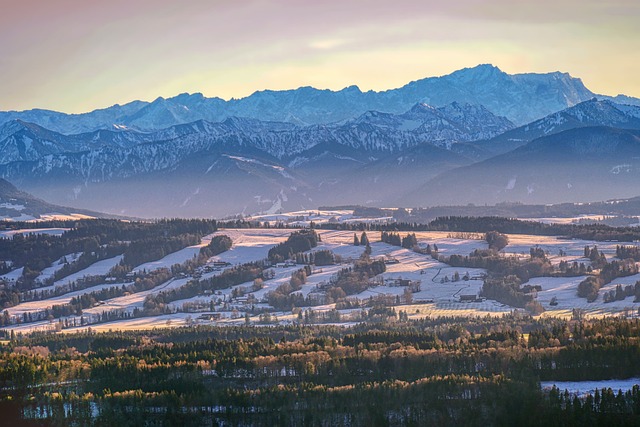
(329, 255), (386, 296)
(63, 218), (218, 242)
(0, 234), (85, 281)
(4, 317), (640, 425)
(445, 248), (553, 283)
(585, 245), (608, 269)
(413, 243), (438, 255)
(380, 231), (402, 246)
(481, 275), (537, 310)
(602, 283), (637, 303)
(267, 266), (313, 310)
(558, 260), (590, 276)
(200, 235), (233, 258)
(616, 245), (640, 262)
(577, 276), (604, 302)
(296, 307), (342, 324)
(0, 261), (11, 275)
(50, 244), (125, 284)
(380, 231), (418, 249)
(352, 206), (393, 217)
(600, 259), (639, 284)
(268, 230), (319, 262)
(352, 231), (370, 246)
(577, 247), (639, 302)
(293, 250), (336, 266)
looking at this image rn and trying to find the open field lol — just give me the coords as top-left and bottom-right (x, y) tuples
(2, 227), (639, 334)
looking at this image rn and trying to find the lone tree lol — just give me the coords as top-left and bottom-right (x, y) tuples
(486, 231), (509, 251)
(403, 287), (413, 304)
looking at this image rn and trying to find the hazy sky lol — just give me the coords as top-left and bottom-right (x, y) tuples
(1, 0), (638, 113)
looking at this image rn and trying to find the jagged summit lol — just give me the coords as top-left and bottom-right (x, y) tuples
(445, 63), (506, 81)
(407, 102), (437, 114)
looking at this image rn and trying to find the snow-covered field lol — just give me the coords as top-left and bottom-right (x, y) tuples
(0, 213), (95, 222)
(209, 229), (291, 264)
(521, 215), (609, 225)
(1, 266), (24, 282)
(246, 210), (394, 227)
(503, 234), (620, 259)
(37, 253), (82, 282)
(82, 276), (191, 316)
(0, 228), (69, 239)
(6, 281), (131, 318)
(36, 255), (124, 292)
(2, 228), (639, 333)
(541, 378), (640, 396)
(132, 233), (220, 273)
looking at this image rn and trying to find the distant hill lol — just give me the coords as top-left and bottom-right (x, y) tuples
(404, 127), (640, 207)
(0, 178), (116, 221)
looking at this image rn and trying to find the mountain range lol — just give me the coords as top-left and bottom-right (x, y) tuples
(2, 64), (638, 135)
(1, 64), (639, 218)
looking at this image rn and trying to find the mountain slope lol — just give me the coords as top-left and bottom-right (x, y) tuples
(0, 109), (484, 218)
(316, 143), (474, 207)
(13, 139), (476, 219)
(0, 102), (511, 185)
(475, 99), (640, 155)
(13, 145), (317, 218)
(0, 178), (116, 221)
(404, 127), (640, 207)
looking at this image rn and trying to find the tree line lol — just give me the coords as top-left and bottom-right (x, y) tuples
(3, 316), (640, 425)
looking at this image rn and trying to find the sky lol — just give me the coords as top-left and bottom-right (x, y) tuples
(1, 0), (639, 113)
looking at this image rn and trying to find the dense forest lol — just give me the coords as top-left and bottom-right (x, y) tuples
(1, 316), (640, 426)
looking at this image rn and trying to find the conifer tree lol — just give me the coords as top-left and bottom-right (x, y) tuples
(360, 232), (369, 246)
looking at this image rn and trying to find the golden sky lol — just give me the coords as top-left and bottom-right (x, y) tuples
(1, 0), (638, 113)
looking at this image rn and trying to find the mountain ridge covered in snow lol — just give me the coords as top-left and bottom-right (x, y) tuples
(2, 64), (636, 134)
